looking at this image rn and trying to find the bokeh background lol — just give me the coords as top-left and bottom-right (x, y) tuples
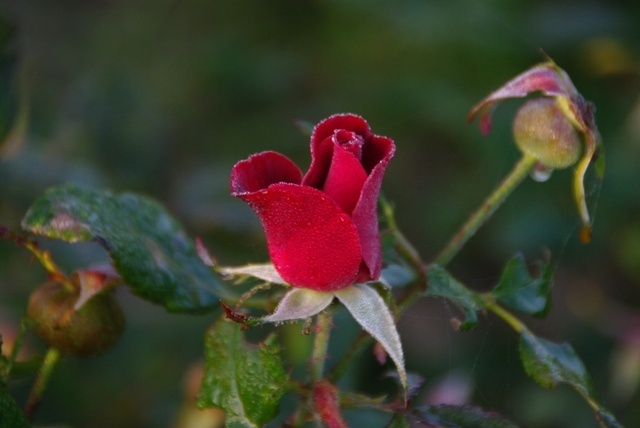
(1, 0), (640, 427)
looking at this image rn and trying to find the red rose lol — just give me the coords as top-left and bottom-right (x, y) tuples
(231, 113), (395, 291)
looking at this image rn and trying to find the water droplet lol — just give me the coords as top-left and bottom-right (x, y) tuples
(531, 164), (553, 182)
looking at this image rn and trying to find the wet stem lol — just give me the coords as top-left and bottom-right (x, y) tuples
(329, 153), (538, 382)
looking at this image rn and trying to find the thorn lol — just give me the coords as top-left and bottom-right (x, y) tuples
(220, 300), (247, 325)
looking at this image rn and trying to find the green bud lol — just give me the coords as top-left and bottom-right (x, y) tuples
(27, 281), (125, 357)
(513, 98), (582, 169)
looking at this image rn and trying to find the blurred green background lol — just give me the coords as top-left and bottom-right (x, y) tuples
(1, 0), (639, 427)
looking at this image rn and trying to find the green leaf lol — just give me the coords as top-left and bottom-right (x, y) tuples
(412, 404), (517, 428)
(425, 264), (485, 331)
(335, 283), (406, 401)
(491, 254), (552, 317)
(198, 319), (288, 428)
(21, 184), (230, 313)
(519, 330), (622, 428)
(0, 382), (31, 428)
(519, 330), (594, 395)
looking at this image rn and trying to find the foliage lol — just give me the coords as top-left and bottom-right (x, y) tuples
(197, 320), (288, 428)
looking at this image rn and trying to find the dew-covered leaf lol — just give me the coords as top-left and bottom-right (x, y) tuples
(0, 382), (31, 428)
(197, 319), (288, 428)
(412, 404), (517, 428)
(263, 288), (334, 323)
(491, 254), (552, 317)
(335, 283), (406, 401)
(425, 264), (485, 331)
(21, 184), (229, 313)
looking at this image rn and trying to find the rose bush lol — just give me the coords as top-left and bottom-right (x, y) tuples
(230, 113), (395, 291)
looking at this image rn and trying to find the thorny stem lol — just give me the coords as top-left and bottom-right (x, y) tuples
(329, 154), (538, 383)
(435, 154), (538, 266)
(24, 347), (61, 420)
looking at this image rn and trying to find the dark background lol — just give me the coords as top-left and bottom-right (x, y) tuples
(1, 1), (639, 427)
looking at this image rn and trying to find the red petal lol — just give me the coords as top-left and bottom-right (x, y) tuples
(236, 183), (362, 291)
(304, 113), (371, 188)
(231, 151), (302, 195)
(352, 134), (395, 279)
(321, 141), (368, 215)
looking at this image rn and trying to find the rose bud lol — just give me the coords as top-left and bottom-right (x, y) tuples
(27, 281), (125, 357)
(513, 98), (582, 169)
(231, 113), (395, 291)
(468, 60), (603, 243)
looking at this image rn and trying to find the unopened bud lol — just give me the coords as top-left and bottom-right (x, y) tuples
(513, 98), (582, 169)
(27, 281), (125, 357)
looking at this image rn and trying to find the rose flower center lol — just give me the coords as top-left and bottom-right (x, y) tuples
(334, 130), (364, 161)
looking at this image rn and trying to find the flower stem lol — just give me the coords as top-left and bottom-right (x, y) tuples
(380, 196), (425, 276)
(483, 297), (525, 333)
(311, 312), (332, 382)
(435, 154), (538, 266)
(24, 347), (61, 420)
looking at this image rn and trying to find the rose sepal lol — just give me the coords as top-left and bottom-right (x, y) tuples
(219, 263), (407, 400)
